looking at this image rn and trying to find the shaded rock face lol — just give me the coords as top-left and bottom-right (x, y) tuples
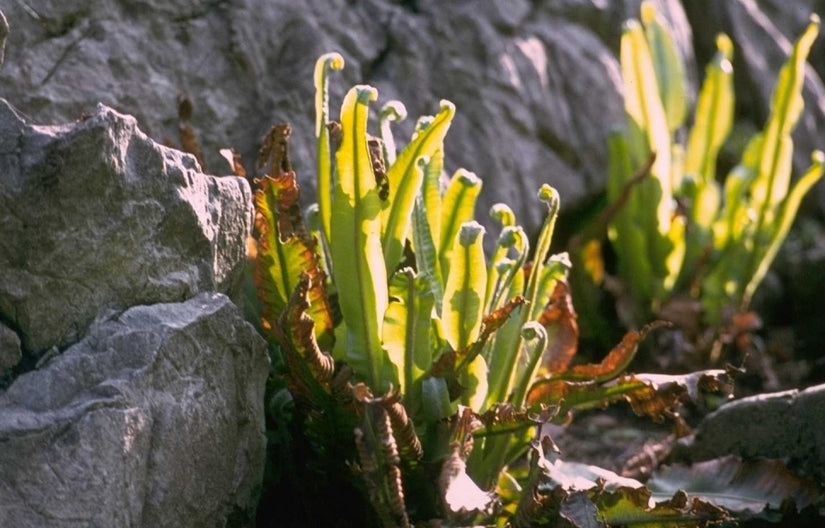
(0, 87), (264, 525)
(0, 99), (253, 357)
(672, 384), (825, 483)
(0, 0), (696, 237)
(1, 2), (822, 233)
(0, 293), (269, 528)
(0, 322), (21, 375)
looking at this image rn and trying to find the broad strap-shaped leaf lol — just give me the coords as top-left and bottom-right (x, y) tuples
(420, 376), (452, 423)
(712, 17), (820, 317)
(411, 155), (445, 309)
(755, 15), (820, 208)
(744, 16), (819, 298)
(382, 100), (456, 273)
(525, 186), (561, 315)
(527, 253), (571, 322)
(314, 52), (345, 243)
(743, 150), (824, 306)
(420, 138), (445, 253)
(621, 16), (673, 215)
(458, 354), (489, 411)
(510, 323), (548, 409)
(442, 221), (487, 351)
(620, 16), (682, 300)
(483, 292), (527, 408)
(461, 295), (526, 382)
(331, 84), (391, 391)
(607, 132), (656, 307)
(439, 170), (482, 281)
(681, 35), (733, 284)
(684, 34), (734, 186)
(484, 186), (560, 408)
(640, 1), (687, 132)
(254, 153), (335, 347)
(382, 267), (435, 404)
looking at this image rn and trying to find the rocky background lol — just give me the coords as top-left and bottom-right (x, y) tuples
(0, 0), (823, 233)
(1, 1), (824, 527)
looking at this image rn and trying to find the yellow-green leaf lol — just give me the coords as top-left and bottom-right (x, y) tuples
(382, 101), (455, 273)
(440, 170), (482, 281)
(331, 84), (391, 391)
(442, 221), (487, 351)
(743, 150), (824, 307)
(685, 34), (734, 185)
(382, 267), (435, 400)
(640, 1), (688, 131)
(314, 52), (345, 243)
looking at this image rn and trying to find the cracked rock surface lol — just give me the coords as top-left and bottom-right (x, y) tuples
(0, 99), (253, 358)
(0, 293), (269, 528)
(670, 383), (825, 482)
(0, 0), (696, 237)
(1, 1), (822, 229)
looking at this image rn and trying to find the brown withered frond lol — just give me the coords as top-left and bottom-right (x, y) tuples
(379, 388), (423, 463)
(565, 320), (672, 382)
(476, 402), (559, 438)
(177, 94), (206, 170)
(253, 130), (335, 347)
(368, 136), (389, 201)
(273, 279), (333, 412)
(353, 384), (411, 528)
(257, 123), (292, 176)
(536, 280), (579, 375)
(620, 369), (733, 422)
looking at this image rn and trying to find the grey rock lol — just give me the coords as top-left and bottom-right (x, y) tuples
(0, 322), (21, 373)
(0, 292), (269, 528)
(671, 384), (825, 482)
(0, 0), (695, 238)
(0, 99), (253, 356)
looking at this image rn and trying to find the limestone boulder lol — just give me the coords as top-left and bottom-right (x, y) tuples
(0, 99), (253, 357)
(671, 384), (825, 483)
(0, 0), (694, 236)
(0, 293), (269, 528)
